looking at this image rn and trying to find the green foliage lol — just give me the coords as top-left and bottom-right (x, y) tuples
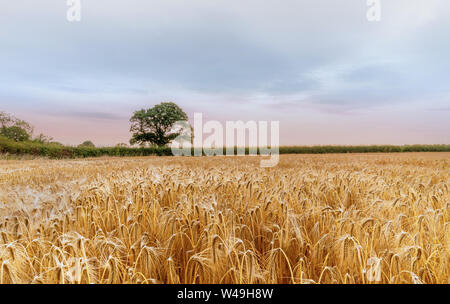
(0, 126), (31, 142)
(78, 140), (95, 148)
(0, 134), (449, 160)
(0, 111), (34, 136)
(0, 111), (35, 142)
(130, 102), (189, 147)
(33, 133), (54, 144)
(49, 141), (64, 146)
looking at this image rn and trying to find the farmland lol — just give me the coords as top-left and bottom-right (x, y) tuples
(0, 153), (448, 284)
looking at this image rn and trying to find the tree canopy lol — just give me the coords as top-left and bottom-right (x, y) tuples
(0, 126), (30, 142)
(0, 111), (34, 142)
(78, 140), (95, 148)
(129, 102), (189, 147)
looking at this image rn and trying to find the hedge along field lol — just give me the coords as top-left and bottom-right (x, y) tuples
(1, 136), (450, 159)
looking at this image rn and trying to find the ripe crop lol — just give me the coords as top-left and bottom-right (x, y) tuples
(0, 153), (448, 284)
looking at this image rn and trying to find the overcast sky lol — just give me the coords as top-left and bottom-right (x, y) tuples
(1, 0), (449, 146)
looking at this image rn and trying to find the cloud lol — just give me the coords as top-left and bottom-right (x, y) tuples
(65, 111), (126, 120)
(0, 0), (449, 144)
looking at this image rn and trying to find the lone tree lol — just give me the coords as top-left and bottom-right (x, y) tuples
(129, 102), (188, 147)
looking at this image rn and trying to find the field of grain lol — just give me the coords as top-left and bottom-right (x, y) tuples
(0, 153), (448, 284)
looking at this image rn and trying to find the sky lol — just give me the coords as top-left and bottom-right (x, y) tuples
(0, 0), (449, 146)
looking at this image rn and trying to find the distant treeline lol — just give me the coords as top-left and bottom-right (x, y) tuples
(1, 136), (449, 159)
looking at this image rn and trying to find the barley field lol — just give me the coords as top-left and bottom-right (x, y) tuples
(0, 153), (448, 284)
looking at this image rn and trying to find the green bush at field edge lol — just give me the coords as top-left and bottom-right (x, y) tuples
(0, 135), (449, 159)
